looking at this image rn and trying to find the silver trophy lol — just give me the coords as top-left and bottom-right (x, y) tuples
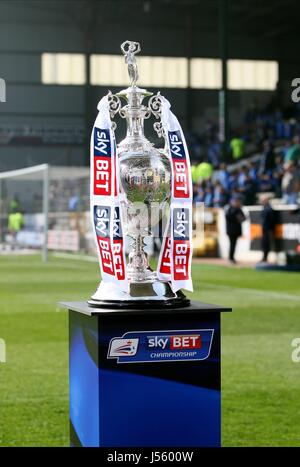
(89, 41), (189, 308)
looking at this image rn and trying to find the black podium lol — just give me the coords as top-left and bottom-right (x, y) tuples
(60, 300), (231, 447)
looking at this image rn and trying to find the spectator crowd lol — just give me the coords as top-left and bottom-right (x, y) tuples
(191, 101), (300, 207)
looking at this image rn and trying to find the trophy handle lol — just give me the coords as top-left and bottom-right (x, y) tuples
(107, 91), (121, 118)
(148, 92), (162, 118)
(107, 91), (121, 130)
(148, 93), (165, 138)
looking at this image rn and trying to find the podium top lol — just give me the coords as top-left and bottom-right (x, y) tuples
(59, 300), (232, 316)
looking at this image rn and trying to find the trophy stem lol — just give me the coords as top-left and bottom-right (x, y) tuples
(127, 234), (154, 282)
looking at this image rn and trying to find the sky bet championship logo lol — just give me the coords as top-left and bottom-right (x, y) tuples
(93, 127), (112, 196)
(168, 130), (190, 198)
(93, 205), (126, 279)
(173, 207), (191, 281)
(107, 329), (214, 363)
(94, 205), (114, 275)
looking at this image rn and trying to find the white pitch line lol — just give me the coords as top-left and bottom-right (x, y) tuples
(52, 252), (98, 262)
(201, 283), (300, 302)
(52, 254), (300, 302)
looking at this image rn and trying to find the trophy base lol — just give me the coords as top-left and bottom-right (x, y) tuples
(87, 280), (190, 309)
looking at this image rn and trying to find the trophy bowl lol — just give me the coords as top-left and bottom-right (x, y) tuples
(119, 148), (171, 235)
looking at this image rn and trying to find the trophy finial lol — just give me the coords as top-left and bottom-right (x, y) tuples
(121, 40), (141, 87)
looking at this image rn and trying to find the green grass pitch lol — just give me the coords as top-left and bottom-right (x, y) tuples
(0, 254), (300, 446)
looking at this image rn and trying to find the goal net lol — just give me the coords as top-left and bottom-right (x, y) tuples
(0, 164), (94, 261)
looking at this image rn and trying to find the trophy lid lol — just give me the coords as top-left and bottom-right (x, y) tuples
(116, 86), (152, 101)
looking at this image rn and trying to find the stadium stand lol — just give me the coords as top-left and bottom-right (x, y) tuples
(191, 101), (300, 207)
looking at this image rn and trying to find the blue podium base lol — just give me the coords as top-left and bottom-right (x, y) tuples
(61, 301), (231, 447)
